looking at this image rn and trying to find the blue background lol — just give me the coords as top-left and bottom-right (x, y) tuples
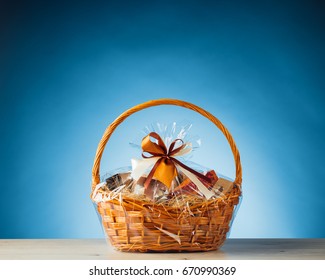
(1, 0), (324, 238)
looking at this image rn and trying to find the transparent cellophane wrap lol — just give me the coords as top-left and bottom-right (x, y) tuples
(91, 123), (242, 252)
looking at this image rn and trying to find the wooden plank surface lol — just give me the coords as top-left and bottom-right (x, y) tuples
(0, 239), (324, 260)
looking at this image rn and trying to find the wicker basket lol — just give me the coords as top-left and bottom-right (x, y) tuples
(91, 98), (242, 252)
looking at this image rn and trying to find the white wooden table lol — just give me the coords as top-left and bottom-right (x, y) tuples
(0, 239), (324, 260)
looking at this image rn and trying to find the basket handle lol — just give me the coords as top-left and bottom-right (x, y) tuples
(91, 98), (242, 190)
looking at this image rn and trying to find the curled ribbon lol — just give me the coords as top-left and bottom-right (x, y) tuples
(131, 132), (215, 199)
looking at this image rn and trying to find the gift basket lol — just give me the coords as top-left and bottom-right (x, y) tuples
(91, 98), (242, 252)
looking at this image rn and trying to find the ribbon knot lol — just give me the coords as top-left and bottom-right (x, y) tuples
(131, 132), (214, 198)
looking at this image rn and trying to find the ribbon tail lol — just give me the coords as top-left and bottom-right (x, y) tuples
(131, 157), (160, 180)
(144, 157), (164, 189)
(177, 165), (215, 199)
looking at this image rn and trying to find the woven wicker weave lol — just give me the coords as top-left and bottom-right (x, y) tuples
(91, 98), (242, 252)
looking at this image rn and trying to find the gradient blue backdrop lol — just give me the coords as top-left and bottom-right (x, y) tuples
(1, 0), (324, 238)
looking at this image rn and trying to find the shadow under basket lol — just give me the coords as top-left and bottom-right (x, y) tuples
(91, 98), (243, 252)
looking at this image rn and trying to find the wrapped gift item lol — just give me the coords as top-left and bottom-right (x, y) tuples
(105, 172), (133, 191)
(171, 170), (219, 197)
(129, 131), (217, 200)
(132, 177), (168, 201)
(90, 98), (242, 253)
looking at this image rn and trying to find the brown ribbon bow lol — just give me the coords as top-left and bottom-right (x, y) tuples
(142, 132), (212, 189)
